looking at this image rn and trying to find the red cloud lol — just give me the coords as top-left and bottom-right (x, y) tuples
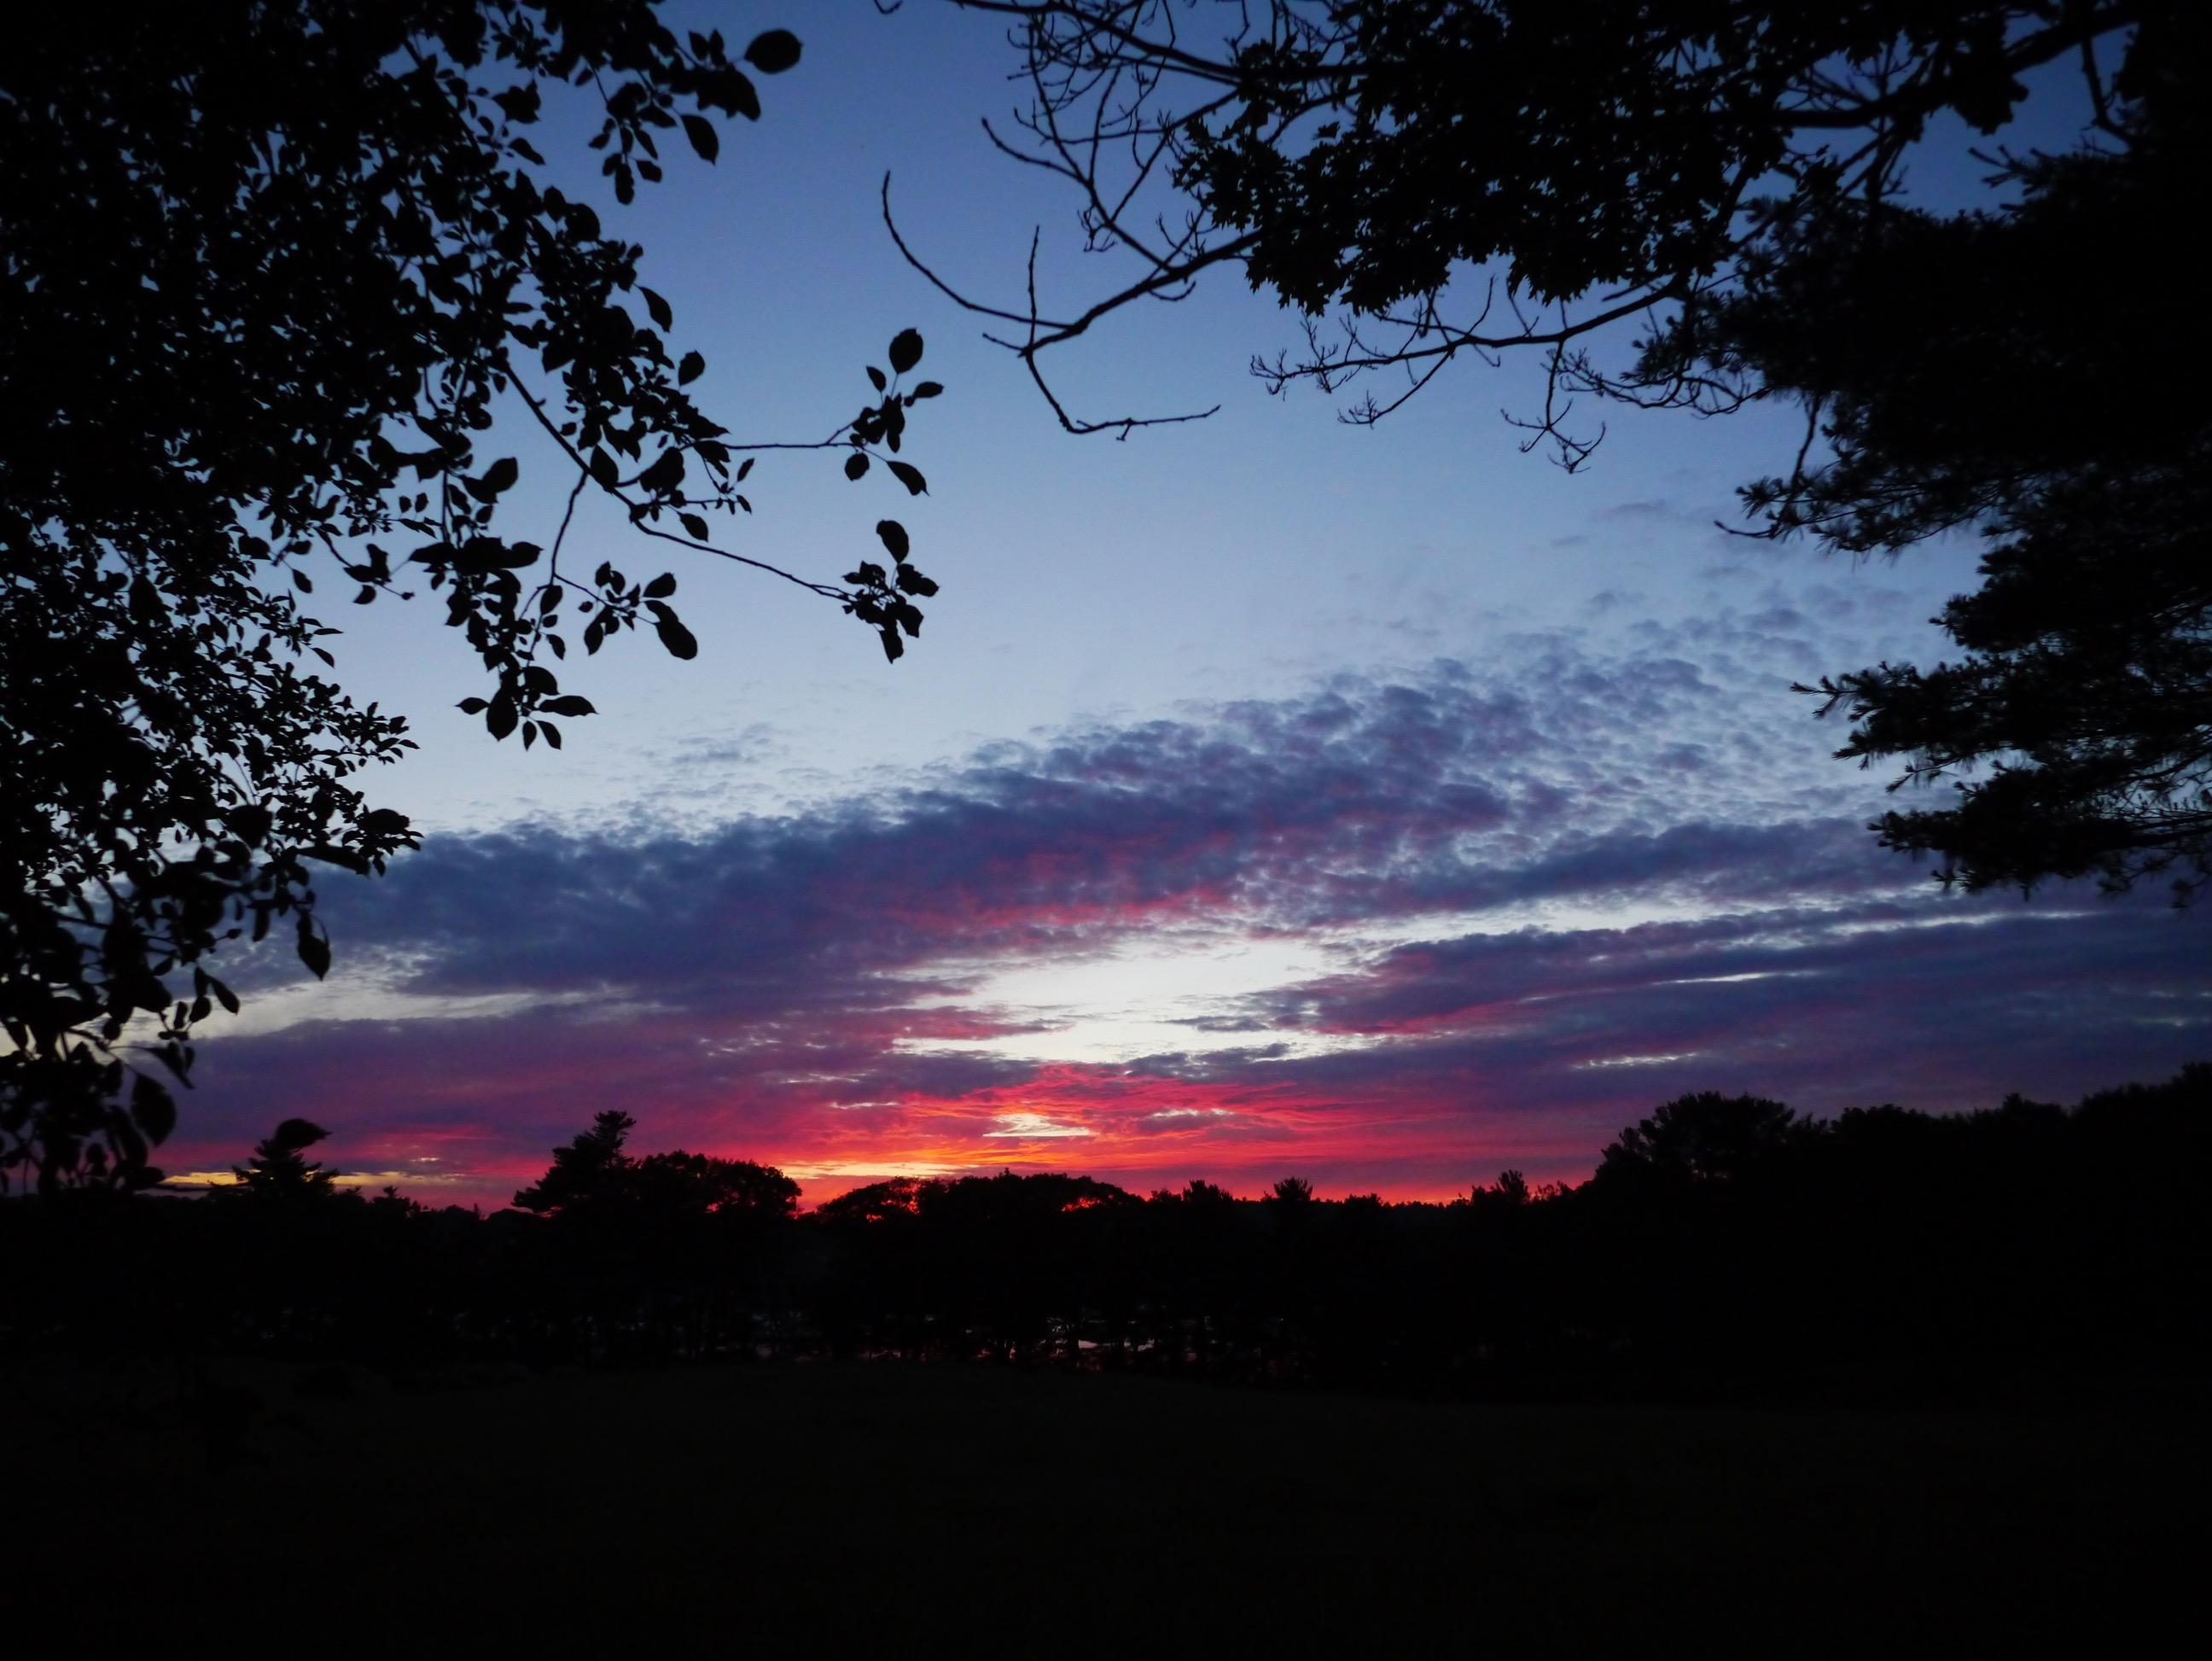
(171, 664), (2209, 1214)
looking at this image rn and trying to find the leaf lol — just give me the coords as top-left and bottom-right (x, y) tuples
(484, 456), (519, 493)
(457, 696), (489, 714)
(648, 601), (699, 660)
(642, 287), (673, 329)
(541, 695), (597, 717)
(744, 30), (802, 73)
(539, 720), (562, 750)
(880, 625), (905, 664)
(844, 452), (870, 481)
(298, 923), (331, 981)
(486, 693), (519, 740)
(866, 364), (887, 393)
(887, 460), (928, 496)
(492, 83), (542, 126)
(454, 536), (538, 572)
(131, 1075), (177, 1143)
(875, 520), (910, 560)
(643, 573), (678, 599)
(676, 511), (707, 540)
(590, 448), (620, 489)
(911, 381), (944, 399)
(225, 803), (273, 843)
(639, 448), (685, 493)
(682, 114), (719, 163)
(522, 720), (538, 750)
(678, 351), (705, 385)
(888, 329), (924, 374)
(206, 974), (240, 1016)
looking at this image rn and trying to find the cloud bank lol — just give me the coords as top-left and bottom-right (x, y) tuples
(176, 618), (2211, 1204)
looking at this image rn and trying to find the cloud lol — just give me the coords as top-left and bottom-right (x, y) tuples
(983, 1112), (1095, 1140)
(176, 626), (2211, 1206)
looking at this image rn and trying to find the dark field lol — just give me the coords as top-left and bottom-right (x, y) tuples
(16, 1361), (2193, 1652)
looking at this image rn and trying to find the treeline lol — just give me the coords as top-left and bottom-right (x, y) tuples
(4, 1069), (2204, 1402)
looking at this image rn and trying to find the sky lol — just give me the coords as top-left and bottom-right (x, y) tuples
(167, 3), (2209, 1206)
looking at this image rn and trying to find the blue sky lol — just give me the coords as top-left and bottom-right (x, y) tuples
(169, 3), (2208, 1203)
(330, 1), (1997, 829)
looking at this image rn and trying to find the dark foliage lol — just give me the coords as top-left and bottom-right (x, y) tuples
(1595, 1092), (1814, 1184)
(2, 4), (943, 1192)
(5, 1066), (2201, 1403)
(1746, 91), (2212, 899)
(921, 2), (2207, 898)
(222, 1117), (342, 1202)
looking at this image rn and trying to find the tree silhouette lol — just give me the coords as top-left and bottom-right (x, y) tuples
(1266, 1175), (1315, 1207)
(1596, 1092), (1813, 1185)
(1765, 98), (2212, 900)
(504, 1112), (805, 1357)
(3, 3), (946, 1191)
(813, 1175), (928, 1226)
(223, 1117), (343, 1203)
(512, 1110), (638, 1217)
(628, 1150), (801, 1223)
(923, 2), (2139, 438)
(4, 1064), (2205, 1395)
(919, 1), (2205, 897)
(1468, 1169), (1531, 1212)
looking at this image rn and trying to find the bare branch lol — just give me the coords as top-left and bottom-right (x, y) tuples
(509, 375), (849, 602)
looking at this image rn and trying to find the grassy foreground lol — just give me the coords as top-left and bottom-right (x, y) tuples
(18, 1360), (2192, 1652)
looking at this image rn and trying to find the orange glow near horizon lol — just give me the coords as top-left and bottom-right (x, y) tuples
(693, 1063), (1597, 1209)
(160, 1058), (1603, 1214)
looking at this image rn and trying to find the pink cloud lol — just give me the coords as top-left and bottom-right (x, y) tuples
(172, 658), (2209, 1210)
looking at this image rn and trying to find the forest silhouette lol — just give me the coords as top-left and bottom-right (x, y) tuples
(9, 1067), (2201, 1406)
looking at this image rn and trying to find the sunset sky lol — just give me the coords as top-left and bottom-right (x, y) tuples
(167, 3), (2209, 1206)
